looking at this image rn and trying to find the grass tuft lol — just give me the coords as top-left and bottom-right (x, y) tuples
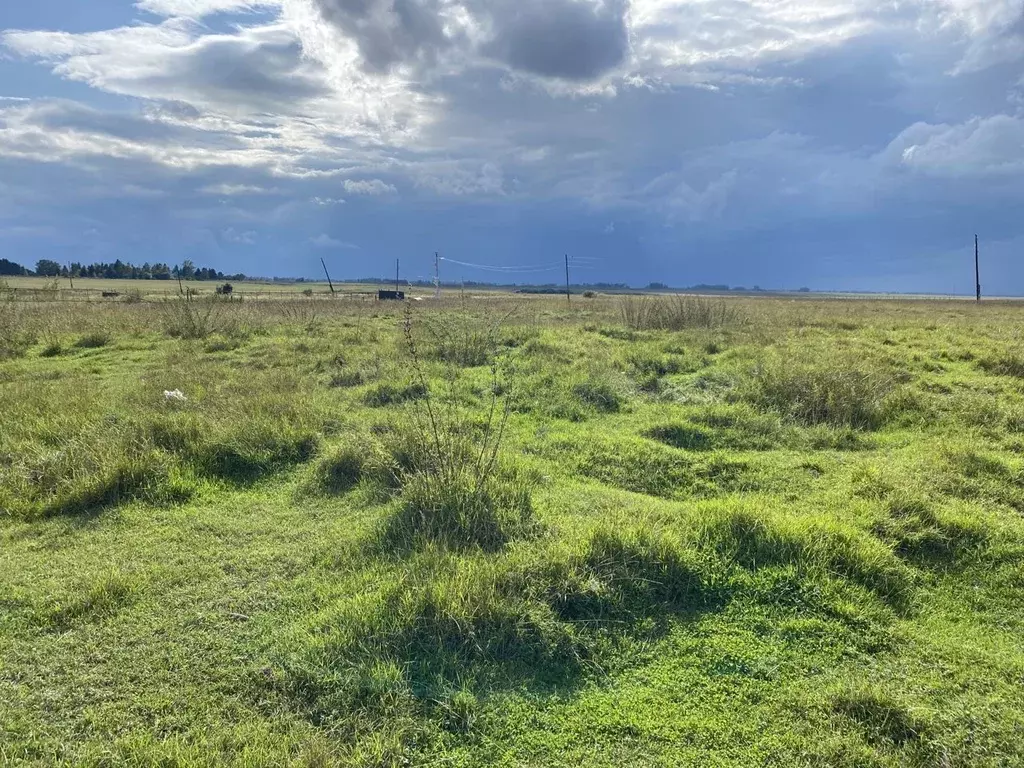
(362, 382), (428, 407)
(37, 571), (137, 630)
(572, 377), (623, 413)
(978, 354), (1024, 378)
(382, 465), (534, 551)
(645, 423), (713, 451)
(536, 527), (712, 621)
(307, 443), (366, 495)
(833, 687), (927, 746)
(620, 294), (743, 330)
(744, 355), (896, 429)
(74, 331), (112, 349)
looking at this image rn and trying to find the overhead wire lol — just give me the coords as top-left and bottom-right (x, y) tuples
(439, 257), (564, 273)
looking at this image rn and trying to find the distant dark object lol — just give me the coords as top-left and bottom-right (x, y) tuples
(516, 287), (573, 295)
(378, 290), (405, 301)
(216, 283), (234, 295)
(302, 288), (314, 297)
(102, 291), (120, 298)
(798, 287), (811, 293)
(647, 282), (669, 290)
(583, 291), (596, 298)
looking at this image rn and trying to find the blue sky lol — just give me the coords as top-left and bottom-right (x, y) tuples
(1, 0), (1023, 291)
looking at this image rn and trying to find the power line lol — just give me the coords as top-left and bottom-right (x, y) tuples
(438, 257), (564, 273)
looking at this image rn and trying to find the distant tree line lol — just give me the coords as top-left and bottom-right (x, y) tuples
(0, 258), (30, 276)
(2, 258), (245, 282)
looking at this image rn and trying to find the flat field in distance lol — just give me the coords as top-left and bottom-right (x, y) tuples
(3, 284), (1024, 766)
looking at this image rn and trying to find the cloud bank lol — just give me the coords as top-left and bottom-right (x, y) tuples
(1, 0), (1023, 289)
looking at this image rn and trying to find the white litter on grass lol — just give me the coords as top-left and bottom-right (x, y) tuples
(164, 389), (187, 403)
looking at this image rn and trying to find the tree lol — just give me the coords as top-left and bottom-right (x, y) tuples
(180, 260), (196, 279)
(35, 259), (62, 277)
(0, 258), (29, 276)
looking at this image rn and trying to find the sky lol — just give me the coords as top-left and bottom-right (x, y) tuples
(1, 0), (1023, 291)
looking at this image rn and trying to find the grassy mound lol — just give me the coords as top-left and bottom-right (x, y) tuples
(872, 493), (988, 564)
(150, 412), (321, 485)
(278, 525), (720, 727)
(558, 436), (751, 499)
(530, 527), (714, 621)
(699, 505), (915, 609)
(0, 432), (193, 519)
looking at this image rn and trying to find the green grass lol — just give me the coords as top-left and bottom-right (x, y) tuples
(3, 293), (1024, 765)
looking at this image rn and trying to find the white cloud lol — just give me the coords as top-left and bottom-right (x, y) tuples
(310, 233), (358, 248)
(413, 161), (505, 196)
(136, 0), (281, 18)
(201, 183), (277, 195)
(222, 227), (256, 243)
(342, 178), (397, 195)
(887, 116), (1024, 177)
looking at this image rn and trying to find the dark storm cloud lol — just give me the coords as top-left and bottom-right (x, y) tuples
(482, 0), (629, 80)
(308, 0), (629, 80)
(310, 0), (452, 73)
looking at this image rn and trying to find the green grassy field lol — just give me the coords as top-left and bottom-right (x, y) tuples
(3, 285), (1024, 766)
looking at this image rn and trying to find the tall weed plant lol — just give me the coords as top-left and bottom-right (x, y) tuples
(379, 306), (533, 550)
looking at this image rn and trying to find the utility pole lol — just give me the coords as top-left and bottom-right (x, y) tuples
(320, 257), (335, 294)
(67, 262), (74, 290)
(565, 254), (571, 306)
(434, 252), (440, 299)
(395, 259), (400, 294)
(975, 234), (981, 303)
